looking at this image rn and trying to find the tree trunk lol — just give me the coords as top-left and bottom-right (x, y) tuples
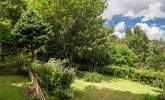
(31, 49), (37, 61)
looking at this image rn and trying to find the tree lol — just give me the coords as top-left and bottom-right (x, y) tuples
(146, 41), (165, 69)
(125, 27), (149, 67)
(30, 0), (110, 66)
(0, 0), (26, 61)
(109, 43), (137, 67)
(0, 0), (26, 31)
(104, 26), (119, 41)
(14, 10), (52, 61)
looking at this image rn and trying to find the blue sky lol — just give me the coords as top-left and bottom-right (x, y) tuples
(102, 0), (165, 40)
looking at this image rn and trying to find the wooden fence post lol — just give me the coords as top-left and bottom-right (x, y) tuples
(29, 70), (47, 100)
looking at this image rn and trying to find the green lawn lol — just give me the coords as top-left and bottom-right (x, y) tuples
(0, 75), (30, 100)
(0, 74), (162, 100)
(72, 75), (162, 100)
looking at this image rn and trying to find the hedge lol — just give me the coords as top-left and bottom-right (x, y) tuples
(96, 65), (165, 88)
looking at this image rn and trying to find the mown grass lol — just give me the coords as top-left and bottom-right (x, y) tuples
(0, 74), (162, 100)
(72, 74), (162, 100)
(0, 75), (30, 100)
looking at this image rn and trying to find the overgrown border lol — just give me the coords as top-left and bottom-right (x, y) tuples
(96, 65), (165, 88)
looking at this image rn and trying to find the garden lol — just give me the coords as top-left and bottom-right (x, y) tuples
(0, 0), (165, 100)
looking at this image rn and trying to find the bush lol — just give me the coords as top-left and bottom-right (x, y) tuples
(0, 54), (30, 75)
(84, 72), (102, 82)
(32, 58), (75, 100)
(96, 65), (165, 88)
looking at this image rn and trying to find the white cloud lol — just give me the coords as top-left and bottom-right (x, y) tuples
(102, 0), (165, 22)
(111, 22), (165, 40)
(139, 2), (165, 22)
(161, 25), (165, 28)
(114, 22), (125, 31)
(113, 22), (126, 38)
(135, 23), (165, 40)
(124, 11), (136, 19)
(102, 0), (165, 40)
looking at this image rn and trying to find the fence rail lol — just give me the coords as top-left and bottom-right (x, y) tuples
(29, 71), (47, 100)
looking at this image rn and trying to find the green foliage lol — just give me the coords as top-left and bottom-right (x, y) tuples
(126, 27), (149, 53)
(109, 43), (137, 67)
(0, 32), (12, 43)
(75, 42), (137, 70)
(0, 0), (26, 31)
(146, 41), (165, 69)
(0, 54), (30, 75)
(74, 41), (111, 66)
(0, 18), (12, 33)
(0, 0), (26, 61)
(125, 27), (149, 67)
(30, 0), (109, 65)
(84, 72), (102, 82)
(97, 65), (165, 88)
(32, 59), (75, 100)
(14, 10), (52, 60)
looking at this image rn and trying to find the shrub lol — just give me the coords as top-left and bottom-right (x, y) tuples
(32, 58), (75, 100)
(84, 72), (102, 82)
(96, 65), (165, 88)
(0, 54), (30, 75)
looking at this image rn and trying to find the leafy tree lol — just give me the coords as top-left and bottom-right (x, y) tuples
(105, 26), (115, 35)
(0, 0), (26, 22)
(30, 0), (109, 66)
(0, 0), (26, 31)
(109, 43), (137, 67)
(0, 0), (26, 61)
(125, 27), (149, 67)
(104, 26), (119, 41)
(14, 10), (52, 61)
(0, 18), (12, 33)
(146, 41), (165, 69)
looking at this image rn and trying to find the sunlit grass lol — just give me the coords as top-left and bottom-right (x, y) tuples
(0, 75), (30, 100)
(72, 74), (162, 100)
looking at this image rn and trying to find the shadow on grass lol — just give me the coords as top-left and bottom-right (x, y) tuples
(0, 75), (30, 100)
(73, 85), (158, 100)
